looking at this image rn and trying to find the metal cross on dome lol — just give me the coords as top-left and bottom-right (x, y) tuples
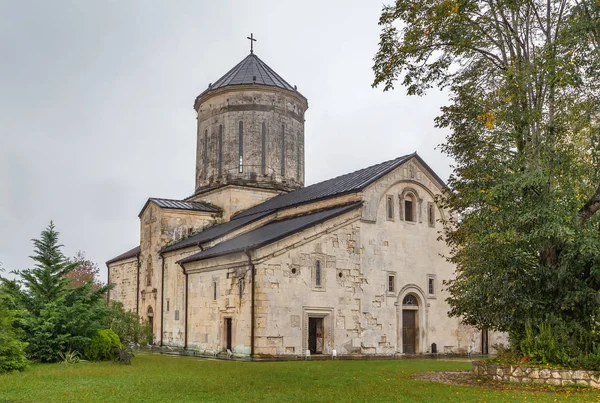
(247, 33), (257, 54)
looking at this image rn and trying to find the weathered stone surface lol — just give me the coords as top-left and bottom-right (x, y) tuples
(472, 362), (600, 389)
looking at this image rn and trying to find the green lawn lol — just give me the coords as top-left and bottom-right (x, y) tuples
(1, 353), (599, 402)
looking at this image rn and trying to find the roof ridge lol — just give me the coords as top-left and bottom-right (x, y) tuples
(232, 153), (416, 219)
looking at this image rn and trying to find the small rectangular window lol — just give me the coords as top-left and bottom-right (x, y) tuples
(239, 278), (245, 298)
(213, 281), (217, 300)
(166, 299), (170, 312)
(174, 310), (180, 321)
(386, 196), (394, 220)
(315, 260), (322, 287)
(427, 275), (436, 297)
(405, 200), (413, 222)
(428, 202), (435, 227)
(388, 275), (395, 293)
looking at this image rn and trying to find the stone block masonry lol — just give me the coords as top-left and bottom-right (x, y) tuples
(472, 361), (600, 388)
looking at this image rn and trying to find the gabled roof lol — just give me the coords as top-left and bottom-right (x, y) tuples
(106, 245), (140, 265)
(179, 203), (361, 264)
(138, 198), (221, 218)
(160, 210), (271, 254)
(194, 53), (306, 107)
(234, 153), (417, 219)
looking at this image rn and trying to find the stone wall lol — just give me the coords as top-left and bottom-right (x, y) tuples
(189, 185), (282, 221)
(195, 86), (307, 192)
(107, 256), (138, 313)
(138, 202), (218, 341)
(472, 361), (600, 388)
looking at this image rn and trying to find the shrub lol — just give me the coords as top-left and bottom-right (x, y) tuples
(519, 321), (571, 366)
(86, 329), (121, 361)
(58, 349), (80, 364)
(107, 302), (153, 346)
(0, 287), (28, 373)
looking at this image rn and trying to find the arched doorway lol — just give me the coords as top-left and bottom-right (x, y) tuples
(147, 306), (154, 338)
(402, 294), (419, 353)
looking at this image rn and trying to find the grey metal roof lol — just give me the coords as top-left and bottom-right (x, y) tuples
(138, 198), (221, 218)
(106, 245), (140, 265)
(234, 153), (418, 219)
(195, 53), (305, 105)
(179, 203), (361, 264)
(161, 210), (271, 254)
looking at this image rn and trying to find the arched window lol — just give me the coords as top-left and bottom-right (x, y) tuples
(403, 294), (418, 306)
(238, 121), (244, 173)
(404, 193), (416, 222)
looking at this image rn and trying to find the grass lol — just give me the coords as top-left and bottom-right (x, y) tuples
(1, 353), (599, 402)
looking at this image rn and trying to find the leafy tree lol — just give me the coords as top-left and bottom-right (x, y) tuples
(67, 251), (104, 290)
(1, 222), (112, 362)
(373, 0), (600, 356)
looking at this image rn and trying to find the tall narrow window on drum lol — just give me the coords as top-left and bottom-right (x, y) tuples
(281, 123), (285, 176)
(296, 137), (301, 181)
(238, 121), (243, 173)
(218, 124), (223, 177)
(261, 122), (266, 175)
(203, 129), (208, 181)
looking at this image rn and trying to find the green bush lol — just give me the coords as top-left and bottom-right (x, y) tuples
(0, 300), (28, 373)
(106, 302), (153, 346)
(86, 329), (121, 361)
(519, 321), (571, 366)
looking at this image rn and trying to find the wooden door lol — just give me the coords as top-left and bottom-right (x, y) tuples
(225, 318), (232, 350)
(308, 318), (324, 354)
(402, 310), (416, 354)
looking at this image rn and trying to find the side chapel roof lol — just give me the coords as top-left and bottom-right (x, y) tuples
(106, 245), (140, 265)
(179, 202), (361, 264)
(138, 198), (221, 218)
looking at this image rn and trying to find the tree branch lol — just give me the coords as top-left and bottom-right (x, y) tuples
(579, 182), (600, 223)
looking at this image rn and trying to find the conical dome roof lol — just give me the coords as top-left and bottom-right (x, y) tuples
(194, 53), (305, 108)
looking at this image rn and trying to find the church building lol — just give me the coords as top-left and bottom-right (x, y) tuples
(106, 43), (503, 357)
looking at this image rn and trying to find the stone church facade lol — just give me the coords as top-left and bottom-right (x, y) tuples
(107, 49), (505, 357)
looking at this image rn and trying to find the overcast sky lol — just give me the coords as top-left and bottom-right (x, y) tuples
(0, 0), (451, 282)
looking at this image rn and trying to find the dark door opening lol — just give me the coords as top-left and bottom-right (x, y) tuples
(308, 317), (324, 354)
(481, 330), (489, 355)
(225, 318), (232, 350)
(402, 310), (416, 354)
